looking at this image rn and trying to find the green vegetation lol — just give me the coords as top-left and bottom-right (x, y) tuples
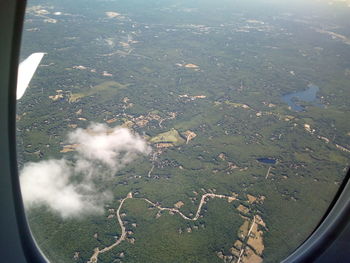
(150, 129), (185, 146)
(17, 0), (350, 262)
(69, 81), (129, 102)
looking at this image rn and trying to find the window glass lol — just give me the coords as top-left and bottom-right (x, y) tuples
(17, 0), (350, 262)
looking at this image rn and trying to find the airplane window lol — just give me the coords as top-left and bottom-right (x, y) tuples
(17, 0), (349, 262)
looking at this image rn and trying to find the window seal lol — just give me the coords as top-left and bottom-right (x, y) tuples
(7, 0), (48, 262)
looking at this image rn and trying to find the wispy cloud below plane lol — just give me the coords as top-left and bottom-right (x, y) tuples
(20, 123), (150, 218)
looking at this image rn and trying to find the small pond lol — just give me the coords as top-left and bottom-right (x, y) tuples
(256, 158), (277, 164)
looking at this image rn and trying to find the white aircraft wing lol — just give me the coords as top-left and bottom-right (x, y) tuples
(16, 52), (46, 100)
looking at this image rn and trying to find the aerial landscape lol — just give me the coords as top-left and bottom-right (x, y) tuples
(17, 0), (350, 262)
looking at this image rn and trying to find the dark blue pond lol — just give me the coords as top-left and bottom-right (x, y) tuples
(281, 84), (323, 112)
(257, 158), (277, 164)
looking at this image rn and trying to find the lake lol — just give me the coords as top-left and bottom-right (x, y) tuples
(281, 84), (323, 111)
(257, 158), (277, 164)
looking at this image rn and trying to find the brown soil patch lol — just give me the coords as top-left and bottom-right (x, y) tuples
(122, 120), (134, 128)
(183, 130), (197, 144)
(230, 247), (240, 257)
(255, 215), (266, 228)
(242, 247), (263, 263)
(247, 223), (264, 255)
(184, 63), (199, 68)
(228, 162), (239, 169)
(247, 194), (257, 204)
(218, 153), (226, 160)
(135, 119), (149, 127)
(49, 93), (64, 101)
(60, 144), (79, 153)
(227, 196), (236, 203)
(174, 201), (184, 209)
(234, 240), (243, 249)
(106, 118), (117, 124)
(238, 220), (250, 240)
(106, 12), (121, 18)
(156, 143), (173, 148)
(237, 204), (250, 214)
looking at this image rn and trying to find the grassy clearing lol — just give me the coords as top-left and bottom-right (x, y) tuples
(150, 129), (186, 146)
(68, 81), (129, 102)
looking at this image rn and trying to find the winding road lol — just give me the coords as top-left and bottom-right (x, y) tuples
(87, 192), (237, 263)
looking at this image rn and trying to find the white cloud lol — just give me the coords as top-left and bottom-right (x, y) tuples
(69, 123), (150, 172)
(20, 123), (151, 218)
